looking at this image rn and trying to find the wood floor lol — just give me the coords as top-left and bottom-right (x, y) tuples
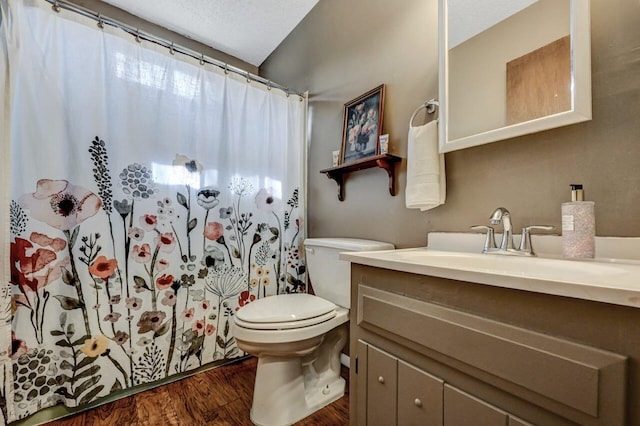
(46, 357), (349, 426)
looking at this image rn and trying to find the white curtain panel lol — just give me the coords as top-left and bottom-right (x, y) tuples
(1, 0), (306, 421)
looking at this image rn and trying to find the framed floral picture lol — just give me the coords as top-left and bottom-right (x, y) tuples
(340, 84), (385, 164)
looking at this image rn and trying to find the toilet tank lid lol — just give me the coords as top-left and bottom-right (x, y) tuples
(304, 238), (394, 251)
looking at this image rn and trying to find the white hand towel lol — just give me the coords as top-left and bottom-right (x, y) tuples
(405, 120), (446, 211)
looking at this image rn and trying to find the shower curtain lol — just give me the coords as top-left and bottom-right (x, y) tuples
(0, 0), (306, 422)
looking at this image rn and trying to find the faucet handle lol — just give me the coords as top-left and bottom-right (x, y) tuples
(519, 225), (555, 255)
(470, 225), (497, 252)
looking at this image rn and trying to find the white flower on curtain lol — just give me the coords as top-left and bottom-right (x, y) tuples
(2, 0), (306, 421)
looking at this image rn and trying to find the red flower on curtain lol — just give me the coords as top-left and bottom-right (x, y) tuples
(11, 331), (28, 360)
(155, 274), (174, 290)
(237, 290), (256, 309)
(10, 234), (69, 293)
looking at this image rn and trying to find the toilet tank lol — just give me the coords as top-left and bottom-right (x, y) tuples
(304, 238), (394, 309)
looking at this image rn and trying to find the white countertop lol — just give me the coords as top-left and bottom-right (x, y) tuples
(340, 233), (640, 309)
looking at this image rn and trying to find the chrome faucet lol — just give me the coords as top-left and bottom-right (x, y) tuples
(471, 207), (554, 256)
(489, 207), (515, 251)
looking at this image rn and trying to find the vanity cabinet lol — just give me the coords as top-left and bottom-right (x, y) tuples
(349, 265), (633, 426)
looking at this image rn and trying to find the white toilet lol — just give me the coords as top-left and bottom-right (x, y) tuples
(232, 237), (394, 426)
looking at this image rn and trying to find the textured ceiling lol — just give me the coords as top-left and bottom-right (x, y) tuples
(448, 0), (538, 48)
(101, 0), (319, 66)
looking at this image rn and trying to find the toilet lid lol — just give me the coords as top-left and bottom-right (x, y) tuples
(234, 310), (337, 330)
(236, 293), (336, 324)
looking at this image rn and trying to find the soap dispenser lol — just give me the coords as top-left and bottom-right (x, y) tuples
(561, 184), (595, 259)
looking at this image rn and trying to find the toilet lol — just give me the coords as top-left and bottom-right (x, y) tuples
(232, 237), (394, 426)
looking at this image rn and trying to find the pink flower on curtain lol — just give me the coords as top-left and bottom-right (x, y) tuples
(140, 214), (158, 231)
(157, 258), (170, 271)
(181, 307), (195, 322)
(19, 179), (102, 230)
(203, 222), (223, 240)
(103, 312), (122, 323)
(127, 227), (145, 241)
(161, 290), (177, 307)
(132, 243), (152, 264)
(191, 319), (205, 336)
(30, 232), (67, 251)
(126, 297), (143, 310)
(255, 188), (282, 212)
(156, 232), (176, 253)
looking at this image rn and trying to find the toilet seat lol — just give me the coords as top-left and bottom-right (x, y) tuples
(234, 310), (336, 330)
(235, 293), (337, 330)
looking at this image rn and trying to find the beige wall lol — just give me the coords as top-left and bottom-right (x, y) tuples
(261, 0), (640, 248)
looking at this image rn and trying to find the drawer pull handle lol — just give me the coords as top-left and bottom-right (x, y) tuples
(414, 398), (423, 407)
(378, 376), (385, 384)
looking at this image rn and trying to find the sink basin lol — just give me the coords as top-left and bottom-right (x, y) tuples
(341, 247), (640, 309)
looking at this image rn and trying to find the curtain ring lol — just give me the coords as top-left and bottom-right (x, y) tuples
(52, 1), (61, 13)
(200, 54), (205, 66)
(97, 13), (105, 29)
(169, 43), (175, 55)
(267, 80), (272, 91)
(135, 29), (141, 43)
(224, 64), (229, 75)
(246, 72), (251, 83)
(299, 95), (304, 102)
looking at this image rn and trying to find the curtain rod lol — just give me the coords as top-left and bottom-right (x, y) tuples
(42, 0), (305, 100)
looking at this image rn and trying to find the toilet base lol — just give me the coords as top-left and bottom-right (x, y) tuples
(246, 324), (348, 426)
(249, 355), (345, 426)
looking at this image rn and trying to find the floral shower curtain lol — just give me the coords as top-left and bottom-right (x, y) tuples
(0, 0), (306, 422)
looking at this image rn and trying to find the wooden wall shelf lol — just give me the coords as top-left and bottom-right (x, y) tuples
(319, 154), (402, 201)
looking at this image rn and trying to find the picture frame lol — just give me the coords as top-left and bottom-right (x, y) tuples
(340, 84), (385, 165)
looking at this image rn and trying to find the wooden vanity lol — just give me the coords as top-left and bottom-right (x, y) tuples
(347, 262), (640, 425)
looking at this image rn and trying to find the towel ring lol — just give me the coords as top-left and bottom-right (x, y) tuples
(410, 99), (439, 126)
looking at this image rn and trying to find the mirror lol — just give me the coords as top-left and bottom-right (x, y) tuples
(438, 0), (592, 152)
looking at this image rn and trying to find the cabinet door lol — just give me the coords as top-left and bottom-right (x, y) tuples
(367, 345), (398, 426)
(444, 384), (508, 426)
(509, 416), (534, 426)
(398, 360), (443, 426)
